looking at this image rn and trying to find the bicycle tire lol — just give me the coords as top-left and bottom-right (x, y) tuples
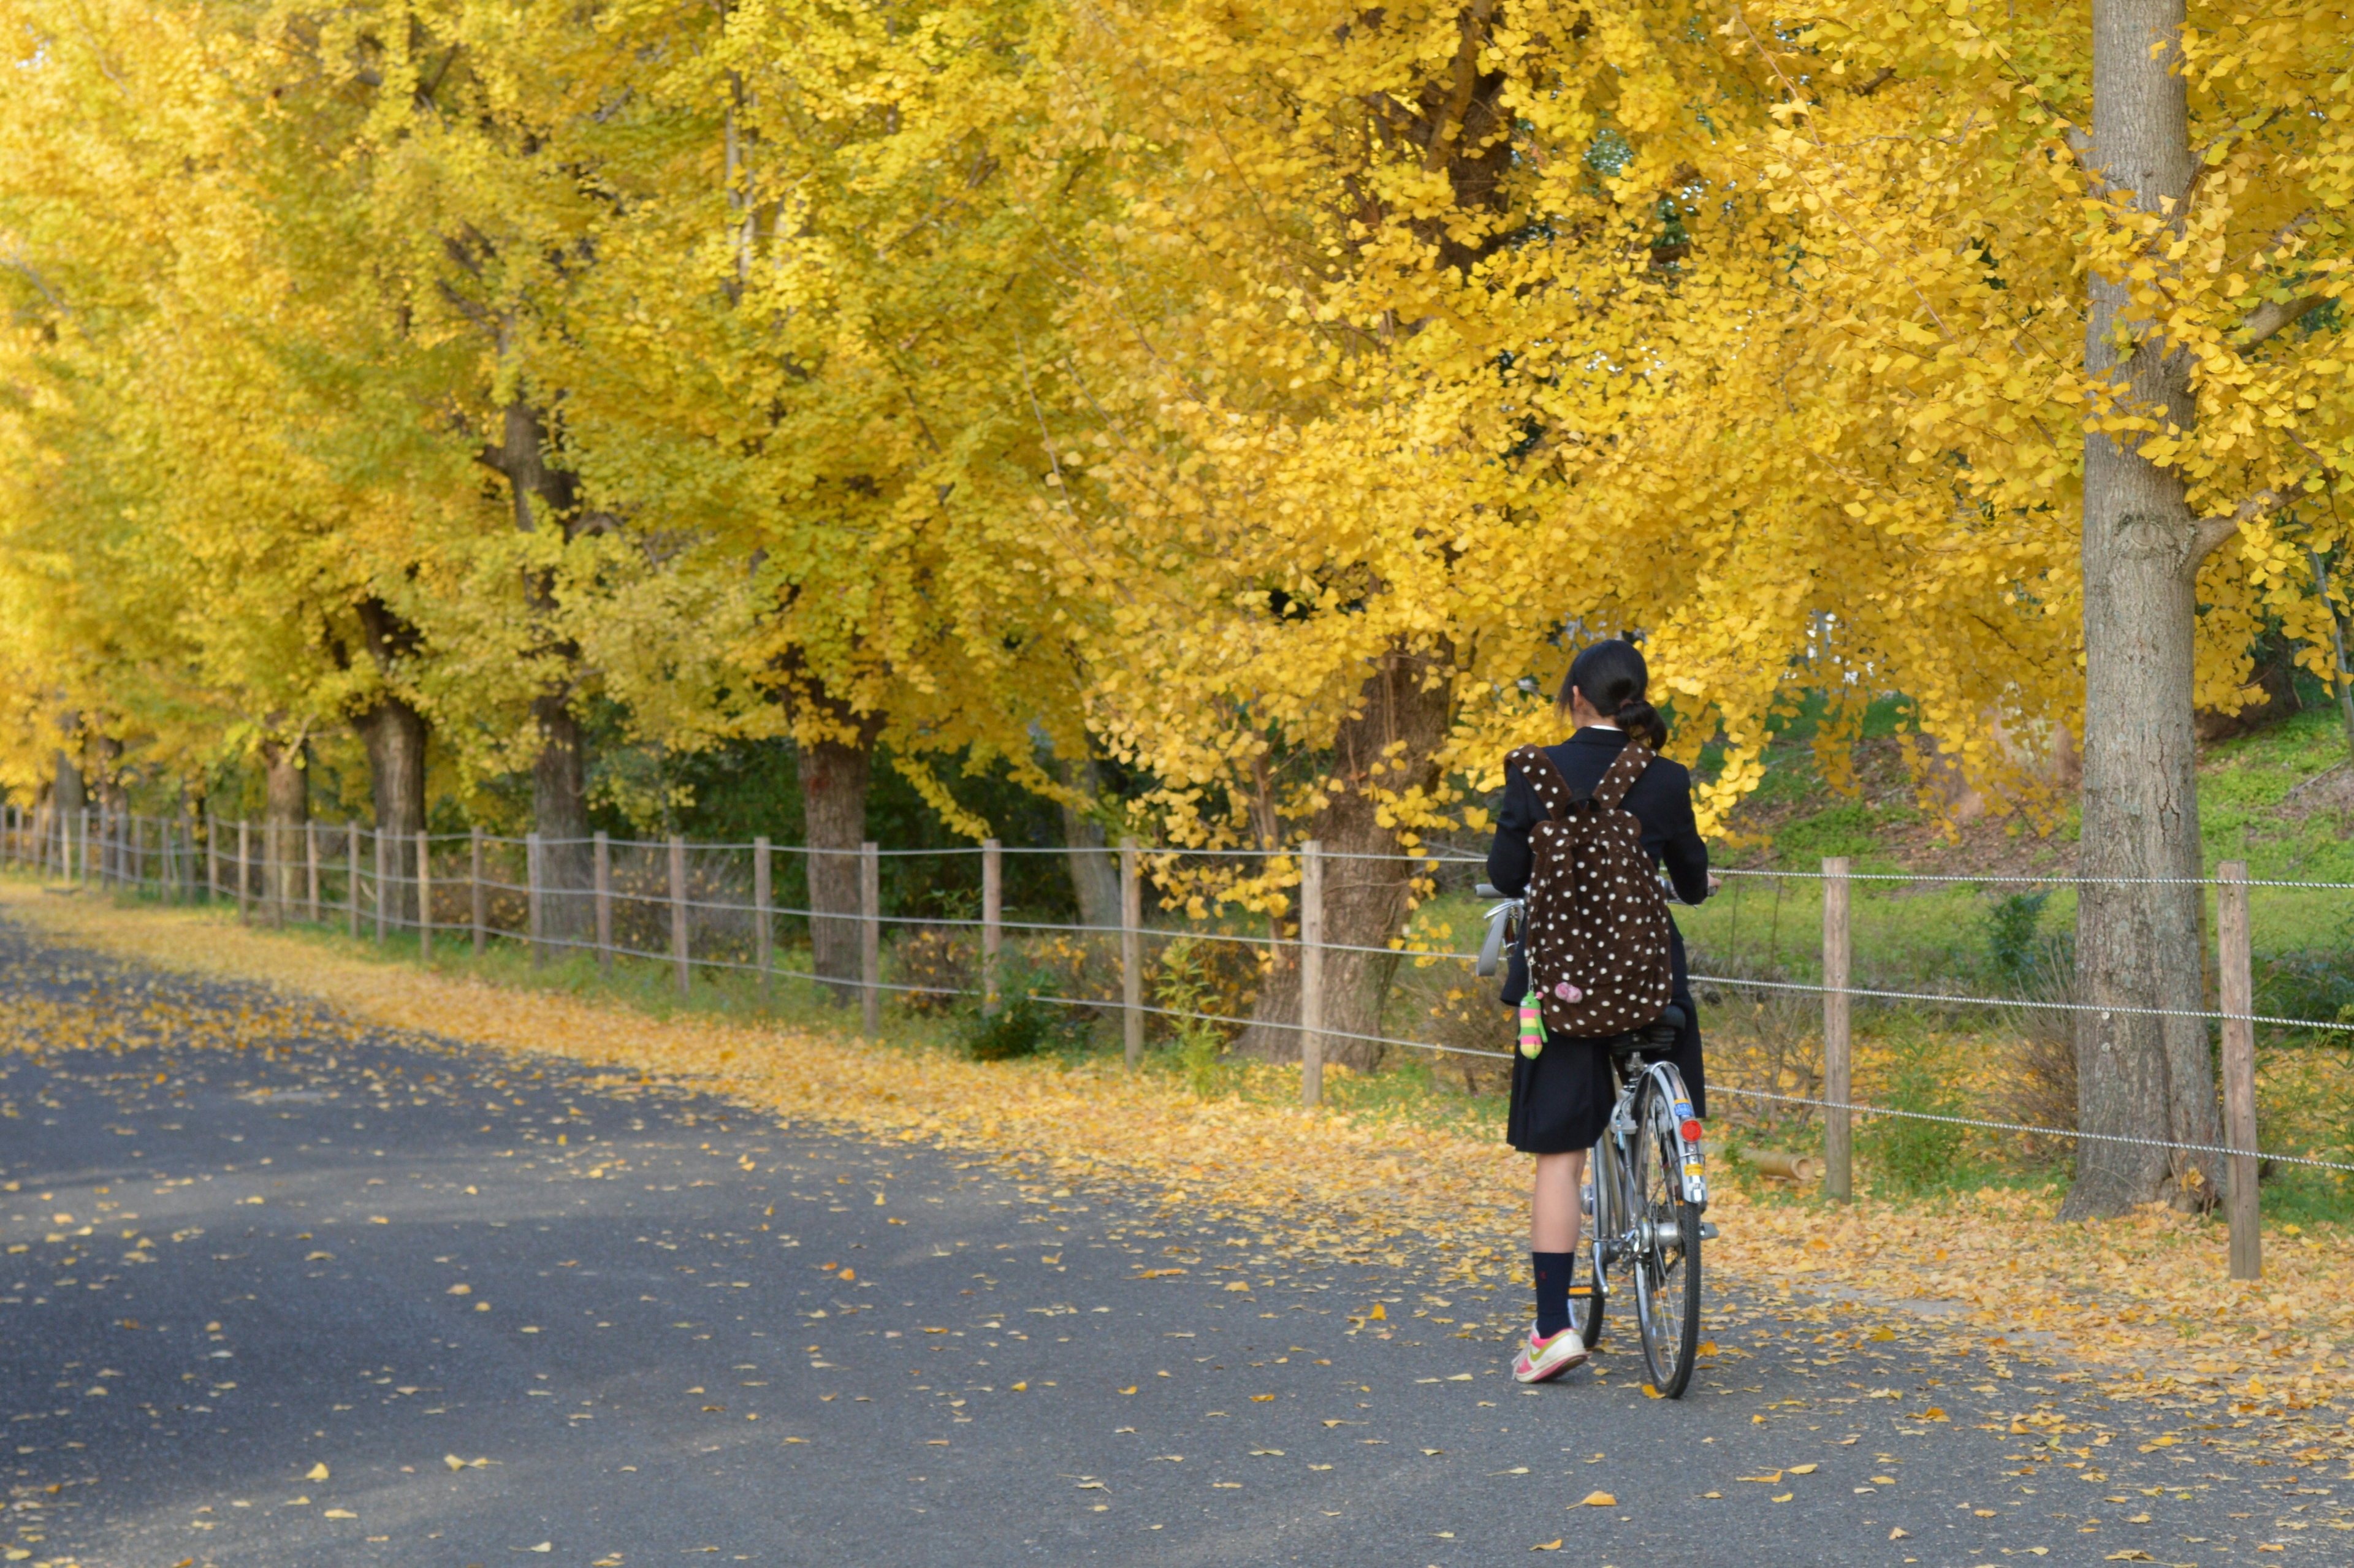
(1629, 1084), (1702, 1397)
(1575, 1139), (1616, 1349)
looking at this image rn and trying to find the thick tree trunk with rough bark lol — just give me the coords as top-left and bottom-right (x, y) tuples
(2063, 0), (2225, 1219)
(802, 733), (874, 1005)
(533, 695), (594, 944)
(480, 399), (608, 940)
(1237, 642), (1457, 1071)
(51, 742), (84, 876)
(1056, 752), (1122, 932)
(261, 739), (309, 918)
(355, 698), (427, 924)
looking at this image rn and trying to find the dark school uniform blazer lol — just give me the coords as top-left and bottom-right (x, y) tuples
(1484, 726), (1712, 1004)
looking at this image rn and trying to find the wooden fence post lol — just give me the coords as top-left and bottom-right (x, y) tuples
(753, 835), (772, 997)
(266, 817), (283, 927)
(471, 827), (487, 958)
(1121, 837), (1143, 1070)
(669, 834), (691, 997)
(207, 814), (221, 905)
(860, 841), (882, 1038)
(374, 828), (390, 944)
(981, 837), (1002, 1016)
(527, 832), (545, 967)
(593, 831), (612, 974)
(417, 830), (433, 960)
(2219, 859), (2261, 1281)
(306, 821), (321, 922)
(1822, 855), (1853, 1203)
(79, 809), (91, 888)
(237, 820), (251, 921)
(1300, 839), (1325, 1109)
(346, 823), (360, 939)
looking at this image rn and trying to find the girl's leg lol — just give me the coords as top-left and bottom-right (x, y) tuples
(1531, 1150), (1586, 1253)
(1528, 1149), (1586, 1340)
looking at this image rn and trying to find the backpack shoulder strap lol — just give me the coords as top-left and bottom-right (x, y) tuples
(1506, 744), (1574, 823)
(1592, 741), (1655, 811)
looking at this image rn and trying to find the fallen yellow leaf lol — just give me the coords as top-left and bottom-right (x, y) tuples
(1738, 1472), (1783, 1484)
(324, 1509), (356, 1520)
(1787, 1463), (1817, 1475)
(305, 1463), (329, 1482)
(1531, 1542), (1563, 1552)
(1578, 1491), (1615, 1507)
(1368, 1303), (1386, 1321)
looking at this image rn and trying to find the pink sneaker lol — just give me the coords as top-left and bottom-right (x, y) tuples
(1512, 1325), (1590, 1383)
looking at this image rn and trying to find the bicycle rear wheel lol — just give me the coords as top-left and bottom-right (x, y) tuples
(1574, 1144), (1612, 1349)
(1629, 1083), (1702, 1396)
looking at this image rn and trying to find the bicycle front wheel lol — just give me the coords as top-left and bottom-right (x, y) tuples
(1629, 1084), (1702, 1396)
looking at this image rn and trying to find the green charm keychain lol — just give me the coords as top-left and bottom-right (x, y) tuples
(1517, 989), (1547, 1059)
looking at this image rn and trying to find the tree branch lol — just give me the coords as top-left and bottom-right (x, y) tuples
(2236, 293), (2326, 349)
(2191, 490), (2286, 566)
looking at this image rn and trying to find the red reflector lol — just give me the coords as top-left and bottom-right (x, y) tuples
(1678, 1119), (1704, 1144)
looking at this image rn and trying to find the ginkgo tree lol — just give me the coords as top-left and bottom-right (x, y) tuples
(1034, 0), (2088, 1065)
(1713, 0), (2350, 1213)
(529, 0), (1097, 994)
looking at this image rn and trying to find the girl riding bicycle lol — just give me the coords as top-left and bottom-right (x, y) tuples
(1486, 638), (1713, 1383)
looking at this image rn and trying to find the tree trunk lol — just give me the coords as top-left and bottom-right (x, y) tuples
(51, 743), (83, 878)
(261, 739), (309, 919)
(483, 400), (600, 941)
(1237, 642), (1457, 1070)
(355, 697), (427, 924)
(2062, 0), (2224, 1219)
(533, 695), (594, 945)
(53, 744), (85, 823)
(1056, 752), (1122, 931)
(803, 733), (874, 1005)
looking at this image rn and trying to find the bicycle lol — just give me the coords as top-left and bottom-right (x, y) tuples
(1480, 888), (1712, 1398)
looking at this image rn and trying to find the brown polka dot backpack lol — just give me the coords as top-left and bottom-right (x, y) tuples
(1504, 742), (1675, 1041)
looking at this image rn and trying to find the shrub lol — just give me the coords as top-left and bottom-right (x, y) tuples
(959, 957), (1086, 1062)
(895, 926), (977, 1015)
(1984, 889), (2051, 983)
(1862, 1035), (1968, 1195)
(1155, 936), (1233, 1098)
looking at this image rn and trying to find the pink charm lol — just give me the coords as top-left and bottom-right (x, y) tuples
(1553, 980), (1582, 1003)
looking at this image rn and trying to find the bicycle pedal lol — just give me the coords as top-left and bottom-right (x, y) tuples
(1698, 1221), (1720, 1241)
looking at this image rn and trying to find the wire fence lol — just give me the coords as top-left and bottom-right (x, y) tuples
(7, 804), (2352, 1245)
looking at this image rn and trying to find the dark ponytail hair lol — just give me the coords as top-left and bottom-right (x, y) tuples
(1559, 637), (1667, 751)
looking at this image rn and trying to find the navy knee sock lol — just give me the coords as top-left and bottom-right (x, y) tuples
(1531, 1250), (1575, 1338)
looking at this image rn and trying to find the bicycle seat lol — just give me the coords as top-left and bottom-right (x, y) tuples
(1606, 1004), (1686, 1056)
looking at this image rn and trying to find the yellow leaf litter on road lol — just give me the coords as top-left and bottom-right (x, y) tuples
(7, 884), (2353, 1440)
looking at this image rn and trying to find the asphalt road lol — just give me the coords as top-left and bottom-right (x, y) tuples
(0, 913), (2342, 1567)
